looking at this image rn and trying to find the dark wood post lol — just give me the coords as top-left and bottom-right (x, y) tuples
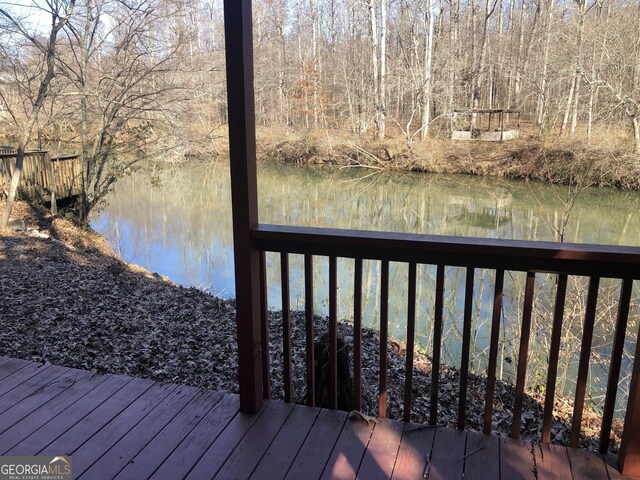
(223, 0), (263, 413)
(619, 319), (640, 476)
(48, 153), (58, 214)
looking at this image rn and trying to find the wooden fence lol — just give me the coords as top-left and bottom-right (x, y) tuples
(0, 150), (81, 202)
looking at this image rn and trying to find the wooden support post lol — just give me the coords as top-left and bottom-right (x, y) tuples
(48, 154), (58, 214)
(619, 318), (640, 476)
(223, 0), (263, 413)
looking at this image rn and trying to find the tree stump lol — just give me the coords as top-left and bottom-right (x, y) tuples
(309, 332), (354, 411)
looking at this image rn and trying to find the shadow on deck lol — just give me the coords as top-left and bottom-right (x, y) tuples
(0, 357), (629, 479)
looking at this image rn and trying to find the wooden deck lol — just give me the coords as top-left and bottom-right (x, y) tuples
(0, 357), (630, 480)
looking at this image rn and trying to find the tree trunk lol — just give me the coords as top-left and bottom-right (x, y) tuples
(570, 0), (586, 136)
(537, 0), (555, 131)
(421, 0), (435, 140)
(632, 115), (640, 155)
(378, 0), (387, 139)
(369, 0), (379, 138)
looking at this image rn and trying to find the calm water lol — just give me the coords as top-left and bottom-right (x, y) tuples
(92, 161), (640, 398)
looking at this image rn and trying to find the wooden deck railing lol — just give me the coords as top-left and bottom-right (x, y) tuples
(221, 0), (640, 475)
(251, 224), (640, 474)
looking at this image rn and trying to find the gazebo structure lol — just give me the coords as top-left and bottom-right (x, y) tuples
(451, 108), (521, 141)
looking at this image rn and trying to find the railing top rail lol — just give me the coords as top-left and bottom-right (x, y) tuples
(50, 154), (80, 161)
(0, 152), (79, 160)
(253, 224), (640, 279)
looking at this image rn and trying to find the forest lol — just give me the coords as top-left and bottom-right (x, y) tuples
(0, 0), (639, 224)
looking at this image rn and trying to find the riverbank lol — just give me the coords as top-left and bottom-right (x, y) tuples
(255, 129), (640, 191)
(0, 201), (622, 452)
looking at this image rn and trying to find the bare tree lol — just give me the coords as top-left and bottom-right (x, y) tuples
(0, 0), (76, 228)
(61, 0), (185, 223)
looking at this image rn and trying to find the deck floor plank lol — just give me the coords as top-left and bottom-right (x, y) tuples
(357, 418), (405, 480)
(603, 453), (628, 480)
(0, 363), (60, 400)
(185, 404), (266, 480)
(0, 370), (101, 452)
(114, 390), (224, 480)
(567, 446), (610, 480)
(391, 424), (436, 480)
(0, 357), (32, 382)
(285, 409), (348, 480)
(250, 404), (321, 480)
(77, 384), (200, 479)
(500, 437), (536, 479)
(0, 367), (89, 424)
(464, 430), (500, 480)
(215, 400), (295, 479)
(150, 393), (241, 480)
(428, 427), (467, 480)
(4, 374), (135, 456)
(320, 418), (374, 480)
(536, 443), (573, 480)
(37, 377), (155, 457)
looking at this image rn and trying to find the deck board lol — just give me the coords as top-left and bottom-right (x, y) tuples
(114, 390), (224, 479)
(500, 437), (536, 479)
(320, 415), (374, 480)
(215, 400), (294, 479)
(536, 443), (573, 480)
(77, 384), (200, 479)
(357, 419), (405, 480)
(185, 404), (264, 479)
(567, 446), (610, 480)
(5, 374), (134, 455)
(0, 367), (90, 430)
(0, 363), (60, 399)
(250, 404), (320, 479)
(0, 371), (106, 452)
(0, 357), (634, 480)
(150, 393), (241, 480)
(428, 427), (467, 480)
(286, 409), (347, 480)
(38, 377), (155, 457)
(0, 357), (32, 381)
(391, 424), (435, 480)
(464, 430), (501, 480)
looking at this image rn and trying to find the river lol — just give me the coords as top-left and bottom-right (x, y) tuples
(92, 160), (640, 405)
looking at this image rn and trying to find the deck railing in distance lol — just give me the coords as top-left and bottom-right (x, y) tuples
(0, 151), (81, 201)
(251, 223), (640, 476)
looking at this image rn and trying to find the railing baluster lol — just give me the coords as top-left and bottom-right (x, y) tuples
(353, 258), (363, 411)
(541, 274), (568, 443)
(570, 276), (600, 448)
(305, 254), (315, 407)
(512, 271), (536, 439)
(404, 262), (417, 422)
(620, 287), (640, 476)
(280, 252), (293, 402)
(329, 255), (338, 410)
(379, 260), (390, 418)
(431, 264), (445, 425)
(484, 269), (505, 434)
(259, 251), (271, 399)
(459, 267), (474, 430)
(599, 278), (633, 453)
